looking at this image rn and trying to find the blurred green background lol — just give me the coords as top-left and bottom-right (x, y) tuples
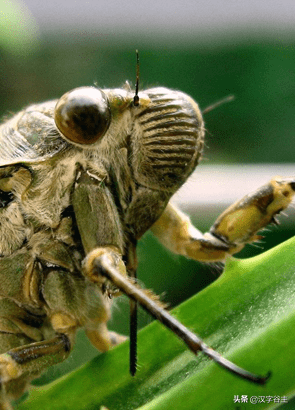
(1, 0), (295, 394)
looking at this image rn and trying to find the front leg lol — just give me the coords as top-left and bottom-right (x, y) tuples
(151, 177), (295, 262)
(72, 168), (129, 351)
(75, 169), (272, 384)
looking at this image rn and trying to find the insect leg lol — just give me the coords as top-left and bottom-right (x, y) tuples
(0, 329), (74, 408)
(86, 252), (270, 385)
(151, 177), (295, 261)
(0, 243), (79, 407)
(0, 303), (41, 408)
(210, 176), (295, 252)
(72, 169), (129, 352)
(150, 202), (230, 261)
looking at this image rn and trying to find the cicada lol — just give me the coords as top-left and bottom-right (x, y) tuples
(0, 76), (294, 409)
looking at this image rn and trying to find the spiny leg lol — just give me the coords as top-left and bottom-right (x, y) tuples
(83, 249), (270, 384)
(0, 330), (74, 409)
(151, 177), (295, 261)
(0, 332), (33, 410)
(0, 292), (77, 408)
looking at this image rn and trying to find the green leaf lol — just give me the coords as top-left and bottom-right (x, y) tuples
(19, 236), (295, 410)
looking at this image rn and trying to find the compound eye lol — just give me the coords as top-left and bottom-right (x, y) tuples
(54, 87), (111, 145)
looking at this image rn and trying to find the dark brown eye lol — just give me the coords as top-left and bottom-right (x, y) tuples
(54, 87), (111, 145)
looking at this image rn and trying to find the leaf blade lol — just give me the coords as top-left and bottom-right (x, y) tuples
(19, 236), (295, 410)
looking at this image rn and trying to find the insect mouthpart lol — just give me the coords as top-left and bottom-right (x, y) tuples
(54, 86), (112, 145)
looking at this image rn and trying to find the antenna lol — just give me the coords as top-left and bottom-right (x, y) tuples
(202, 95), (235, 115)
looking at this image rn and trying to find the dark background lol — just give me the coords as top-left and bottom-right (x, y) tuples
(1, 0), (295, 391)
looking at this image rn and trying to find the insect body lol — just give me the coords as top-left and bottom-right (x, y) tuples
(0, 83), (294, 408)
